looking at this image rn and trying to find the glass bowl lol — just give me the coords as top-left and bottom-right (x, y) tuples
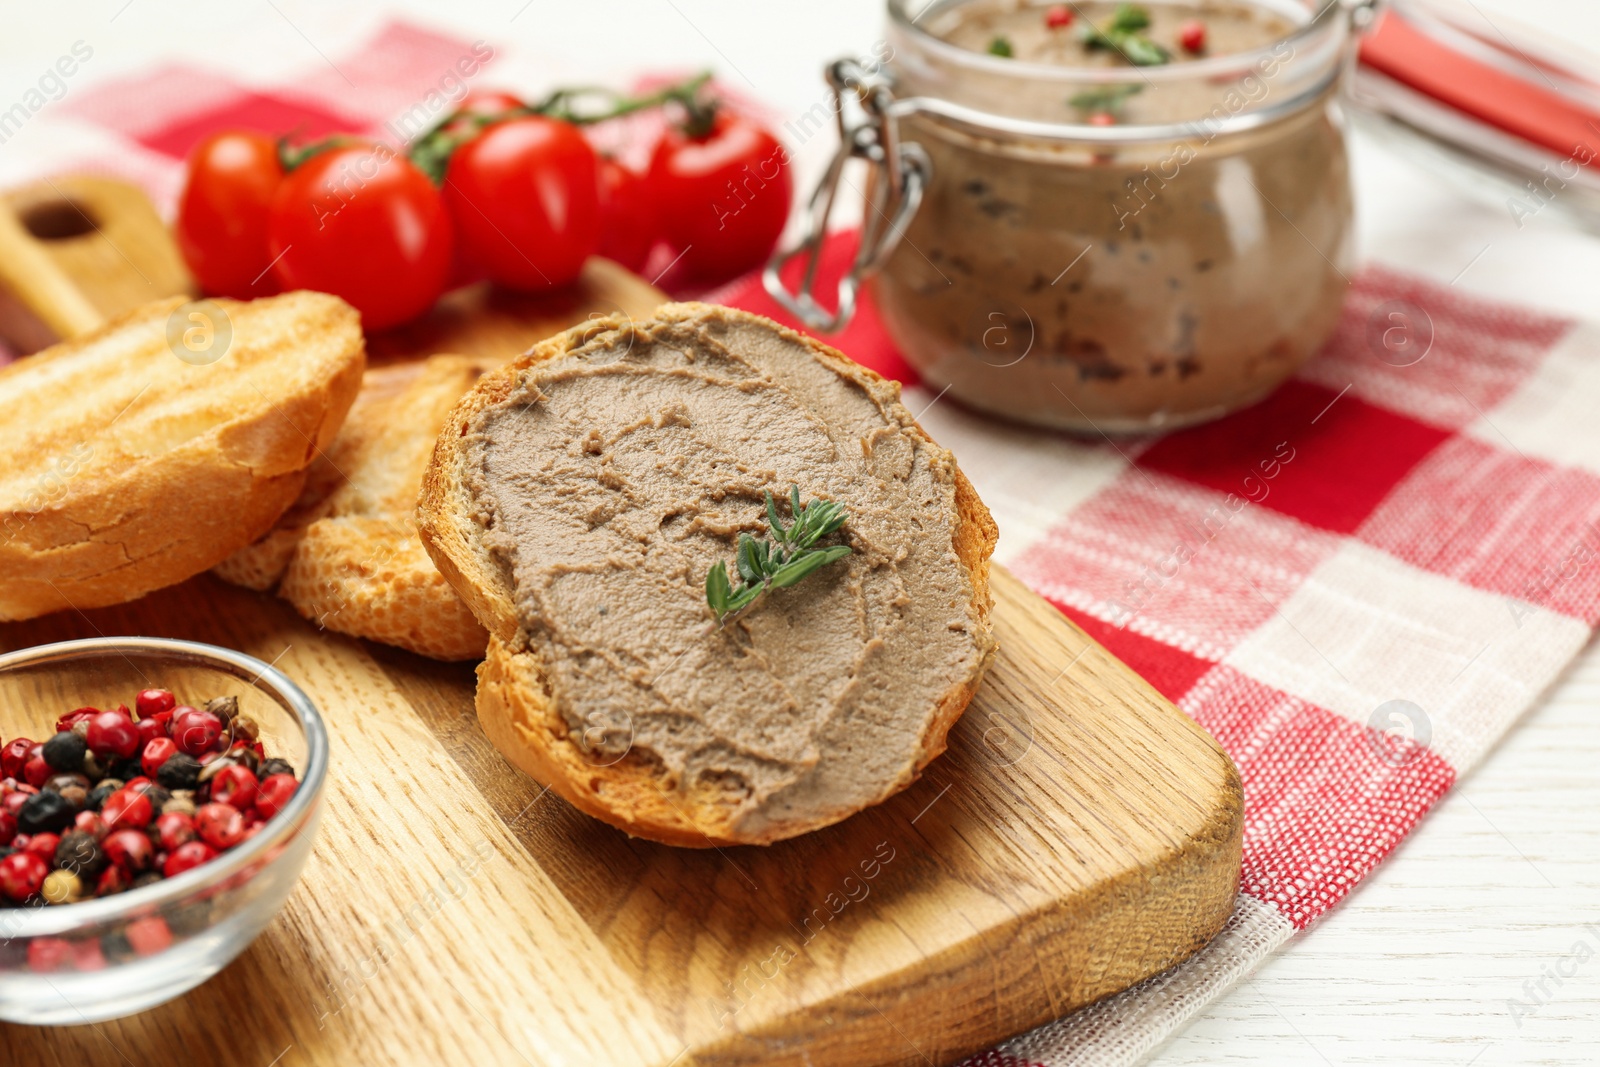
(0, 637), (328, 1024)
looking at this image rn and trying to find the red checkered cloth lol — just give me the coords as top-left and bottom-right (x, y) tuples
(27, 20), (1599, 1066)
(722, 242), (1593, 1064)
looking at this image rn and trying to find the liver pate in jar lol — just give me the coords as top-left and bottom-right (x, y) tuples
(775, 0), (1359, 432)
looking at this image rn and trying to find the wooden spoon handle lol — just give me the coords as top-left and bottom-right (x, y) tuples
(0, 198), (104, 339)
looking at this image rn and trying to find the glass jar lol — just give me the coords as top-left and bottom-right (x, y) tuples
(769, 0), (1368, 432)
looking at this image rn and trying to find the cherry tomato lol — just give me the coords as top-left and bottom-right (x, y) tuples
(647, 112), (792, 285)
(267, 144), (453, 330)
(596, 157), (659, 274)
(175, 131), (284, 299)
(443, 116), (600, 291)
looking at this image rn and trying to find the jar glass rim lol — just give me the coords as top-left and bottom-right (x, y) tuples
(887, 0), (1345, 85)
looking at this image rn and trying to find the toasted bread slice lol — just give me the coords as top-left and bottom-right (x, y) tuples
(214, 356), (491, 661)
(0, 291), (364, 621)
(418, 303), (998, 846)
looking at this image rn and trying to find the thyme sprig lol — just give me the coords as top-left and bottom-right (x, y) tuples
(1081, 4), (1170, 66)
(705, 486), (852, 623)
(1069, 83), (1143, 117)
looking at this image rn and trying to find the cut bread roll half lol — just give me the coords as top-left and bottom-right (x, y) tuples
(418, 303), (998, 846)
(214, 355), (492, 661)
(0, 291), (364, 621)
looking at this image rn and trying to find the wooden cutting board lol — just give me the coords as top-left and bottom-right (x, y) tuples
(0, 178), (1242, 1067)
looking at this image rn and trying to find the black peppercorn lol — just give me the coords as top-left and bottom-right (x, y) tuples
(41, 731), (87, 772)
(53, 830), (106, 878)
(86, 780), (122, 812)
(17, 790), (75, 834)
(156, 754), (202, 791)
(130, 871), (162, 891)
(168, 898), (213, 936)
(109, 757), (143, 781)
(258, 758), (295, 779)
(137, 784), (170, 811)
(100, 930), (135, 964)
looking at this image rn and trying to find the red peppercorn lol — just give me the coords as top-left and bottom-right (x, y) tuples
(24, 832), (60, 858)
(0, 851), (48, 901)
(154, 811), (197, 852)
(3, 791), (30, 816)
(10, 834), (27, 851)
(73, 810), (107, 840)
(210, 765), (259, 811)
(102, 828), (155, 873)
(134, 716), (167, 751)
(151, 744), (184, 784)
(125, 915), (172, 956)
(1088, 112), (1117, 126)
(1045, 4), (1074, 28)
(136, 689), (176, 719)
(27, 937), (72, 973)
(55, 708), (97, 733)
(102, 788), (154, 831)
(1, 738), (34, 780)
(1179, 19), (1206, 53)
(254, 774), (298, 820)
(95, 864), (130, 896)
(0, 810), (15, 846)
(195, 802), (245, 849)
(86, 711), (139, 760)
(171, 708), (223, 757)
(163, 840), (216, 878)
(70, 939), (107, 972)
(22, 749), (51, 789)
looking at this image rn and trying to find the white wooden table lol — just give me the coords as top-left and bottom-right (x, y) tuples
(4, 3), (1600, 1063)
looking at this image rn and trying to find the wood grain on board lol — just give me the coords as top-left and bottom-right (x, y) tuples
(0, 177), (1244, 1066)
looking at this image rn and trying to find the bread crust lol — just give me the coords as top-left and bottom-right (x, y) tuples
(418, 303), (997, 846)
(215, 355), (492, 661)
(0, 292), (365, 621)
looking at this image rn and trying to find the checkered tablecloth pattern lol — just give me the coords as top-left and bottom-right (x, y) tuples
(18, 19), (1600, 1066)
(723, 241), (1597, 1064)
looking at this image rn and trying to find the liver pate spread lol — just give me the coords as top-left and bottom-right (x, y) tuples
(459, 308), (992, 838)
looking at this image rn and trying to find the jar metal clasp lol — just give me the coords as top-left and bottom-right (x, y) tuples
(763, 57), (929, 333)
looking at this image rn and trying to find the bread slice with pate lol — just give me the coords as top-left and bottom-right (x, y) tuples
(0, 291), (364, 621)
(418, 303), (997, 846)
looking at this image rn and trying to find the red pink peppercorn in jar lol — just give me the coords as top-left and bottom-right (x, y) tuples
(770, 0), (1368, 431)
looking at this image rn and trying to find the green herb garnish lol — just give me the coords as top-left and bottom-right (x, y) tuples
(988, 35), (1015, 57)
(1069, 83), (1143, 117)
(1109, 3), (1150, 31)
(1081, 4), (1170, 66)
(704, 487), (852, 623)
